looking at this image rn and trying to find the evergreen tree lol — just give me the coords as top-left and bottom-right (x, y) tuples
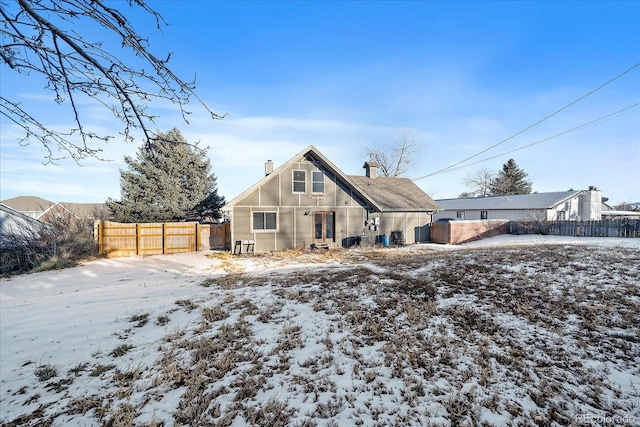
(106, 128), (225, 222)
(489, 159), (533, 196)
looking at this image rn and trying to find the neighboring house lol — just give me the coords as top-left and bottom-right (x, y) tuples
(0, 196), (54, 219)
(223, 145), (441, 252)
(433, 188), (603, 222)
(1, 196), (110, 224)
(601, 204), (640, 219)
(0, 203), (47, 243)
(40, 202), (111, 224)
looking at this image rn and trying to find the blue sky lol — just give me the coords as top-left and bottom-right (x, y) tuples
(1, 1), (639, 206)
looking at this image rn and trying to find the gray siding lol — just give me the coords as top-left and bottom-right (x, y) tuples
(229, 151), (435, 252)
(231, 159), (373, 252)
(375, 212), (433, 244)
(232, 205), (371, 252)
(433, 191), (602, 222)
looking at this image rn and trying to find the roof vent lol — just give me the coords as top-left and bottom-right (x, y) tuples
(265, 160), (274, 176)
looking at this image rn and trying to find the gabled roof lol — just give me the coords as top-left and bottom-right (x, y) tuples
(0, 203), (47, 236)
(0, 196), (55, 213)
(0, 203), (46, 226)
(224, 145), (382, 211)
(348, 176), (441, 212)
(224, 145), (440, 212)
(1, 196), (109, 220)
(435, 191), (583, 210)
(60, 202), (110, 219)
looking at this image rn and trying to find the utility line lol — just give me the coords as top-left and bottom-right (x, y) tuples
(418, 62), (640, 180)
(426, 102), (640, 175)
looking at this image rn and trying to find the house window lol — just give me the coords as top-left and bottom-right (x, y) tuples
(252, 211), (277, 231)
(312, 171), (324, 194)
(293, 170), (306, 193)
(481, 211), (488, 220)
(456, 211), (465, 219)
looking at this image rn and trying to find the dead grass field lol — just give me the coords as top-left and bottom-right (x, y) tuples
(2, 244), (639, 426)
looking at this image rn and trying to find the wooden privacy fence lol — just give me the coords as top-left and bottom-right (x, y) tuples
(94, 220), (230, 257)
(510, 219), (640, 238)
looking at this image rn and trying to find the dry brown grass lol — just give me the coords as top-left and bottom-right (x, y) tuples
(5, 244), (639, 426)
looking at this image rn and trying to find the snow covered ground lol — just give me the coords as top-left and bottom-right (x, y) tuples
(1, 236), (639, 426)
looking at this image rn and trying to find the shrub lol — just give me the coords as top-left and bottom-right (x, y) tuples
(0, 210), (98, 276)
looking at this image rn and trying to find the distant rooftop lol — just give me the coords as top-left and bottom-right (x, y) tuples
(435, 191), (584, 210)
(0, 196), (54, 213)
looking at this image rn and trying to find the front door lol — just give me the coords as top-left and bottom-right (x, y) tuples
(313, 211), (335, 242)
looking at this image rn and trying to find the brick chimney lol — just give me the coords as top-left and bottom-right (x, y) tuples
(265, 160), (274, 176)
(363, 161), (378, 179)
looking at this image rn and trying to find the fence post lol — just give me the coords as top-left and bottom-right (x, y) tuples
(95, 220), (103, 255)
(135, 223), (140, 255)
(196, 223), (200, 252)
(162, 223), (166, 254)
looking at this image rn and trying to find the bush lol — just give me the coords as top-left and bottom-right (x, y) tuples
(0, 212), (98, 276)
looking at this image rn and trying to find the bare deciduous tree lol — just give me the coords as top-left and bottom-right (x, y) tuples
(460, 168), (495, 198)
(0, 0), (223, 163)
(363, 128), (421, 177)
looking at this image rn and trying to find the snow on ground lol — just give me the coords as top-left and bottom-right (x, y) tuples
(1, 236), (639, 426)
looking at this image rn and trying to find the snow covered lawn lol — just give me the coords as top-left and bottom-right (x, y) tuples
(1, 236), (639, 426)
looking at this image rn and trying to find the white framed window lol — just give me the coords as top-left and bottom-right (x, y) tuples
(292, 170), (306, 193)
(252, 211), (277, 231)
(312, 171), (324, 194)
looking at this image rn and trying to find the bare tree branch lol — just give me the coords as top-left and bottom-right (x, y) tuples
(0, 0), (225, 163)
(461, 168), (495, 197)
(364, 128), (422, 177)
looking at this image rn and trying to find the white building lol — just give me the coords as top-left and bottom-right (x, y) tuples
(433, 188), (603, 222)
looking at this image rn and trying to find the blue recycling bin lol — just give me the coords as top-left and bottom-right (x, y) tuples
(381, 234), (389, 247)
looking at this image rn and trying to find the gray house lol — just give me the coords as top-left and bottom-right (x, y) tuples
(433, 188), (603, 222)
(0, 203), (47, 243)
(0, 196), (55, 219)
(224, 145), (441, 252)
(1, 196), (110, 223)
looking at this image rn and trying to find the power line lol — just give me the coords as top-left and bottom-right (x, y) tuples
(418, 62), (640, 180)
(428, 102), (640, 175)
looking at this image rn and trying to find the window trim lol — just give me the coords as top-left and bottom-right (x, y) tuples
(456, 211), (465, 219)
(481, 210), (488, 220)
(252, 211), (278, 232)
(292, 170), (306, 194)
(312, 171), (325, 194)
